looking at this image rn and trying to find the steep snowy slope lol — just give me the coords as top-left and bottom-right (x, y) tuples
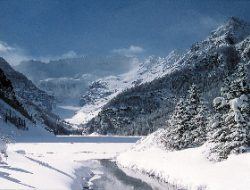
(0, 58), (55, 111)
(0, 66), (32, 125)
(0, 67), (43, 137)
(0, 58), (72, 135)
(67, 51), (181, 125)
(84, 17), (250, 135)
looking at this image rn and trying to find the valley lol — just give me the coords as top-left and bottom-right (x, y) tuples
(0, 2), (250, 189)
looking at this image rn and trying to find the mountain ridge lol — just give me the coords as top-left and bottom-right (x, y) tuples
(67, 51), (181, 125)
(82, 17), (250, 135)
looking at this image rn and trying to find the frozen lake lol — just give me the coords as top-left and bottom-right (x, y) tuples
(1, 135), (143, 189)
(2, 136), (176, 189)
(79, 159), (176, 190)
(15, 135), (141, 143)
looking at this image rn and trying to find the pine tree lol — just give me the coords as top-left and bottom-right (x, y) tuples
(162, 98), (189, 150)
(162, 84), (210, 150)
(206, 62), (250, 161)
(191, 99), (211, 144)
(184, 84), (209, 147)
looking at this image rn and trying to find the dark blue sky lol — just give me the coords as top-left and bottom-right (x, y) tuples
(0, 0), (250, 60)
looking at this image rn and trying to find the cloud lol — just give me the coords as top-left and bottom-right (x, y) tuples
(0, 40), (80, 65)
(61, 50), (78, 59)
(0, 42), (13, 52)
(36, 50), (80, 63)
(0, 41), (31, 66)
(112, 45), (144, 57)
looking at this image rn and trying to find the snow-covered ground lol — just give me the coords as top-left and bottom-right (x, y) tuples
(0, 136), (139, 190)
(117, 145), (250, 190)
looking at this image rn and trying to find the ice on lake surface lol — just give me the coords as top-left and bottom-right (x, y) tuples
(3, 135), (176, 189)
(78, 159), (176, 190)
(15, 135), (141, 143)
(2, 136), (143, 189)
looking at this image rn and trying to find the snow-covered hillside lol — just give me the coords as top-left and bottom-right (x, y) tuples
(66, 51), (181, 124)
(68, 51), (181, 125)
(117, 145), (250, 190)
(0, 57), (73, 135)
(116, 17), (250, 189)
(84, 17), (250, 136)
(0, 58), (55, 111)
(80, 51), (180, 107)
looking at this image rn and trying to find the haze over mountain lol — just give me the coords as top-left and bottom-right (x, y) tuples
(0, 1), (250, 189)
(15, 55), (136, 100)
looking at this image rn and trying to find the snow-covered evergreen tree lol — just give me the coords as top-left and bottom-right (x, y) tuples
(205, 62), (250, 161)
(192, 99), (211, 144)
(162, 98), (189, 150)
(162, 84), (210, 150)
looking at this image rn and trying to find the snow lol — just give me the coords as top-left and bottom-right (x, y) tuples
(88, 132), (101, 136)
(1, 17), (249, 190)
(117, 145), (250, 190)
(228, 94), (248, 123)
(0, 139), (7, 163)
(0, 114), (54, 140)
(0, 113), (139, 189)
(67, 52), (181, 125)
(130, 129), (165, 151)
(66, 99), (108, 125)
(230, 96), (243, 111)
(213, 97), (226, 108)
(0, 136), (138, 190)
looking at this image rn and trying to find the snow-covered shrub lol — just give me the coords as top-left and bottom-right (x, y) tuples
(162, 84), (210, 150)
(205, 63), (250, 161)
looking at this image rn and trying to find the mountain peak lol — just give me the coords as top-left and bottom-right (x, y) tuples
(0, 57), (8, 63)
(209, 17), (250, 44)
(0, 57), (15, 73)
(226, 17), (246, 27)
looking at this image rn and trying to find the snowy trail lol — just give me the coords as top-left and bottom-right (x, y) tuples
(0, 136), (139, 190)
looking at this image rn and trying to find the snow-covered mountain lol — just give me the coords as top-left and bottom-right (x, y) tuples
(83, 17), (250, 135)
(38, 74), (97, 100)
(0, 58), (73, 135)
(0, 58), (55, 111)
(67, 51), (181, 125)
(15, 55), (135, 100)
(0, 63), (40, 136)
